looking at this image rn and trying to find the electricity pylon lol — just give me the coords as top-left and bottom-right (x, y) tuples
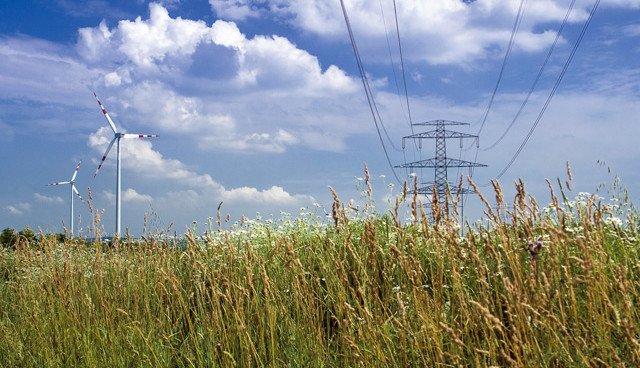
(395, 120), (486, 218)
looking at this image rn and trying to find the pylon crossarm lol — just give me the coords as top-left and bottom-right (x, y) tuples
(412, 119), (468, 127)
(395, 158), (488, 168)
(402, 130), (478, 140)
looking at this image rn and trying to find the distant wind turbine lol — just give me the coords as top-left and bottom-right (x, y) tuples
(92, 92), (158, 236)
(47, 160), (83, 236)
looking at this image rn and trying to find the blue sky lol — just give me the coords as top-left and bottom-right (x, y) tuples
(1, 0), (639, 236)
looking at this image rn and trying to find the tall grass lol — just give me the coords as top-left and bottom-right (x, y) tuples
(1, 167), (639, 367)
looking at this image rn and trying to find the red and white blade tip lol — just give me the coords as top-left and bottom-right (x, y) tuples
(123, 134), (159, 138)
(73, 185), (84, 202)
(71, 160), (82, 181)
(94, 159), (106, 178)
(94, 137), (117, 178)
(92, 91), (118, 134)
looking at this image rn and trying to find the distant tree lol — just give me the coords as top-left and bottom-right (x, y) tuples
(1, 227), (17, 248)
(18, 226), (37, 245)
(56, 233), (66, 243)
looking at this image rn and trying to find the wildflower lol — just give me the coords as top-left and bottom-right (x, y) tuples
(523, 240), (543, 257)
(605, 217), (623, 226)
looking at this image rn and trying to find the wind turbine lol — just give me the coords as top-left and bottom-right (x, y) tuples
(92, 92), (158, 236)
(47, 160), (83, 235)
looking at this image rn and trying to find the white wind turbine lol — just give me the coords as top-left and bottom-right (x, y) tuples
(92, 92), (158, 236)
(47, 160), (83, 236)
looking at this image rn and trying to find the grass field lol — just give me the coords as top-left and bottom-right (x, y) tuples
(1, 167), (639, 367)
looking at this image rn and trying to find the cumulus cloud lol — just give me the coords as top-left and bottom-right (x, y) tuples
(74, 3), (360, 153)
(88, 126), (220, 188)
(123, 188), (153, 202)
(224, 0), (595, 65)
(205, 128), (300, 153)
(209, 0), (264, 20)
(78, 4), (210, 69)
(76, 4), (357, 93)
(223, 185), (311, 204)
(34, 193), (64, 204)
(102, 189), (152, 203)
(6, 203), (32, 216)
(87, 126), (315, 206)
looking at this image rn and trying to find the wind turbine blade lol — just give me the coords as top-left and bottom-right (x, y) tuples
(47, 181), (71, 186)
(94, 137), (117, 178)
(122, 134), (159, 138)
(71, 160), (82, 181)
(93, 92), (118, 134)
(72, 185), (84, 202)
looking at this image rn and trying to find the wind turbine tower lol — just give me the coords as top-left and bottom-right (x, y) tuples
(92, 92), (158, 237)
(47, 160), (83, 235)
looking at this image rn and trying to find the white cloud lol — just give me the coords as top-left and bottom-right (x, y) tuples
(88, 126), (220, 188)
(78, 4), (211, 69)
(102, 189), (152, 203)
(0, 36), (98, 105)
(242, 0), (602, 65)
(603, 0), (640, 8)
(117, 4), (210, 67)
(210, 25), (357, 91)
(104, 71), (123, 87)
(76, 4), (357, 94)
(207, 128), (299, 153)
(223, 185), (312, 204)
(87, 126), (314, 206)
(6, 203), (32, 216)
(77, 20), (115, 64)
(123, 188), (153, 202)
(74, 3), (361, 153)
(622, 24), (640, 37)
(34, 193), (64, 204)
(118, 81), (236, 137)
(209, 0), (264, 20)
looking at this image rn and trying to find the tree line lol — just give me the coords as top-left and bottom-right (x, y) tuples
(1, 226), (66, 248)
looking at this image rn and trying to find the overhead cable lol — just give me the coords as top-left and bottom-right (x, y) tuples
(378, 0), (410, 127)
(481, 0), (577, 151)
(471, 0), (527, 141)
(393, 0), (414, 132)
(339, 0), (403, 184)
(493, 0), (601, 180)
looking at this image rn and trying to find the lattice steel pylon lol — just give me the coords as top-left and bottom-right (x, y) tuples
(395, 120), (486, 217)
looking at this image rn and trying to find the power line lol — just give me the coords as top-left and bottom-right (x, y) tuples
(473, 0), (527, 139)
(393, 0), (414, 132)
(493, 0), (601, 180)
(387, 0), (421, 177)
(339, 0), (402, 184)
(481, 0), (577, 151)
(462, 0), (527, 201)
(378, 0), (409, 127)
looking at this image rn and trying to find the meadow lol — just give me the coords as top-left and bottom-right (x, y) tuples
(1, 166), (639, 367)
